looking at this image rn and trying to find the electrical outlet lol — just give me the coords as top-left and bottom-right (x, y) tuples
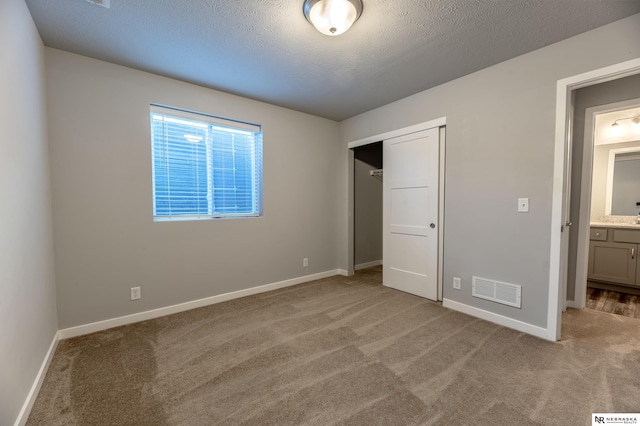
(303, 258), (309, 268)
(453, 277), (461, 290)
(130, 286), (141, 301)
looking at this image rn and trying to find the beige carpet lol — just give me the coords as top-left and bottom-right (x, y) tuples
(27, 267), (640, 425)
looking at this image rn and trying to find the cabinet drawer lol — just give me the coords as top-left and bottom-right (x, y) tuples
(590, 228), (607, 241)
(613, 229), (640, 244)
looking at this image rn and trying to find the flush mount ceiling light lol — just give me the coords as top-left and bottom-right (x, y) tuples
(303, 0), (363, 36)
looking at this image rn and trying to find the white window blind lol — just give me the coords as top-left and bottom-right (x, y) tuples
(150, 105), (263, 221)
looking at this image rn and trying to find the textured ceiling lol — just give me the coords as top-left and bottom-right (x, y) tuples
(25, 0), (640, 121)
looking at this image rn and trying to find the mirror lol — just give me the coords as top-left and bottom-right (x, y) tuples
(590, 107), (640, 218)
(591, 142), (640, 217)
(608, 151), (640, 215)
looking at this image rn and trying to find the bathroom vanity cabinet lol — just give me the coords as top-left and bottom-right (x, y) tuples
(588, 227), (640, 288)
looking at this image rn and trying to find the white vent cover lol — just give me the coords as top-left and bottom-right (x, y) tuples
(472, 276), (521, 308)
(84, 0), (110, 8)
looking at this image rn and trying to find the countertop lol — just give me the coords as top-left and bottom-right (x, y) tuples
(590, 215), (640, 229)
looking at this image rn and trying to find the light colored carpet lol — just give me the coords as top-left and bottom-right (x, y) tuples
(27, 267), (640, 425)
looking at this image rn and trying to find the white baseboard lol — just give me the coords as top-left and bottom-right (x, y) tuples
(442, 298), (554, 342)
(14, 331), (59, 426)
(59, 269), (341, 339)
(337, 269), (349, 276)
(354, 260), (382, 271)
(565, 299), (581, 309)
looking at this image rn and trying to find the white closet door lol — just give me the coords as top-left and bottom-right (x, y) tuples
(383, 127), (439, 300)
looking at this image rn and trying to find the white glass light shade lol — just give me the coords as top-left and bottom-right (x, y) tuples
(303, 0), (363, 36)
(184, 134), (203, 143)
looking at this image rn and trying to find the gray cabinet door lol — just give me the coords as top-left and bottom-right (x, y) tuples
(588, 241), (637, 286)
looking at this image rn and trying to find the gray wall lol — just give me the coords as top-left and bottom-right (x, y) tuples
(340, 13), (640, 329)
(354, 159), (382, 267)
(592, 140), (640, 216)
(567, 73), (640, 301)
(46, 49), (342, 329)
(612, 153), (640, 215)
(0, 1), (58, 424)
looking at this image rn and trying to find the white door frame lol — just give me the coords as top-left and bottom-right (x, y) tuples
(550, 58), (640, 341)
(346, 117), (446, 299)
(570, 98), (640, 310)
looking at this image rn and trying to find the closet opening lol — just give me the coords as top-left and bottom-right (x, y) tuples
(352, 141), (383, 272)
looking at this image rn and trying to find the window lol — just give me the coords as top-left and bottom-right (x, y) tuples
(150, 105), (263, 221)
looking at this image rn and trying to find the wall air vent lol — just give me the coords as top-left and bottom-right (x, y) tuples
(472, 276), (521, 308)
(84, 0), (110, 8)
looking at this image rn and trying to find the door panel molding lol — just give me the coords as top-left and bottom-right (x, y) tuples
(384, 127), (439, 301)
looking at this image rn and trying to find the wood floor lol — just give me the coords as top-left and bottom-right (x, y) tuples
(586, 286), (640, 319)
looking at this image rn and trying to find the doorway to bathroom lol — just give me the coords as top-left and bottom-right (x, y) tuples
(566, 76), (640, 319)
(551, 60), (640, 341)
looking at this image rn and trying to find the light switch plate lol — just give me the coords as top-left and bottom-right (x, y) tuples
(518, 198), (529, 213)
